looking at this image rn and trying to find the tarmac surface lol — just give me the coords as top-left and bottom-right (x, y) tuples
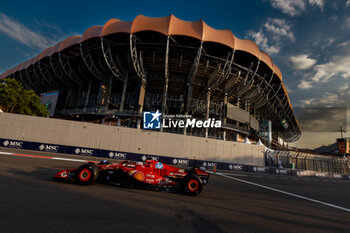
(0, 148), (350, 233)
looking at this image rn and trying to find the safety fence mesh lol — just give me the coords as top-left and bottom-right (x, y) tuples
(265, 149), (350, 174)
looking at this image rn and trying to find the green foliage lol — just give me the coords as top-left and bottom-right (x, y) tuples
(0, 78), (49, 117)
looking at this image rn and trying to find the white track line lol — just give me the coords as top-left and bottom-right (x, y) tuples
(216, 172), (350, 213)
(217, 172), (247, 177)
(52, 157), (87, 163)
(0, 151), (97, 163)
(0, 151), (13, 155)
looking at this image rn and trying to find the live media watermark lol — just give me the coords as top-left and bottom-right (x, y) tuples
(143, 110), (222, 130)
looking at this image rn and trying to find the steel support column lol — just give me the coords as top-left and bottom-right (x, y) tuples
(130, 34), (147, 128)
(256, 84), (282, 110)
(38, 61), (55, 88)
(188, 41), (203, 85)
(275, 95), (287, 114)
(233, 71), (250, 96)
(252, 74), (277, 109)
(130, 34), (147, 85)
(84, 79), (92, 112)
(185, 41), (203, 112)
(49, 57), (65, 83)
(137, 84), (146, 129)
(224, 70), (241, 92)
(212, 49), (235, 89)
(183, 83), (192, 135)
(222, 92), (228, 140)
(80, 43), (109, 82)
(117, 72), (129, 126)
(243, 72), (274, 101)
(237, 60), (260, 97)
(161, 36), (170, 132)
(64, 88), (72, 109)
(32, 63), (46, 89)
(183, 41), (203, 135)
(119, 72), (129, 112)
(25, 67), (38, 91)
(58, 53), (84, 86)
(205, 88), (211, 138)
(101, 38), (124, 82)
(18, 70), (29, 89)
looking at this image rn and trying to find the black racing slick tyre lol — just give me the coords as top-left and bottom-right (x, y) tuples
(183, 174), (203, 195)
(75, 163), (99, 185)
(188, 165), (199, 174)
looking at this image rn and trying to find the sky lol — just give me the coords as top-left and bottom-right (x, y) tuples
(0, 0), (350, 148)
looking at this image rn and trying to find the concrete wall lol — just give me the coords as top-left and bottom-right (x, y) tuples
(0, 112), (265, 166)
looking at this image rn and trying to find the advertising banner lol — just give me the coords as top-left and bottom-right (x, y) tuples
(0, 139), (30, 150)
(1, 137), (349, 180)
(40, 91), (59, 116)
(30, 142), (65, 154)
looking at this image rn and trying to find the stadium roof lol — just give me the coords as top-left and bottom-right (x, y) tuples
(1, 15), (285, 79)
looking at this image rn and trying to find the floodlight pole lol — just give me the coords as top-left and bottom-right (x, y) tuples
(337, 125), (345, 138)
(222, 92), (228, 141)
(205, 88), (211, 138)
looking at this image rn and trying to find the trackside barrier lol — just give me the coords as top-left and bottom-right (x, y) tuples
(1, 138), (349, 180)
(265, 149), (350, 174)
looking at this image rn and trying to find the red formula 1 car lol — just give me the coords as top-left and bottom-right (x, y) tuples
(54, 159), (210, 195)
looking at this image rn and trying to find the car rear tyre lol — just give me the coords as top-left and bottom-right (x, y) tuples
(183, 174), (203, 195)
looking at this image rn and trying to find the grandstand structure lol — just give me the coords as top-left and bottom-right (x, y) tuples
(0, 15), (301, 144)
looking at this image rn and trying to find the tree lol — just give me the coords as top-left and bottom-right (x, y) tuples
(0, 78), (48, 117)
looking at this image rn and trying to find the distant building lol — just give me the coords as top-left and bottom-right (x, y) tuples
(336, 138), (350, 155)
(315, 143), (339, 155)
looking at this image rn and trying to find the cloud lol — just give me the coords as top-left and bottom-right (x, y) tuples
(345, 18), (350, 29)
(298, 80), (313, 89)
(319, 92), (343, 105)
(264, 18), (295, 41)
(298, 93), (344, 108)
(294, 45), (350, 95)
(264, 45), (280, 54)
(247, 18), (294, 54)
(340, 84), (349, 91)
(247, 29), (280, 54)
(294, 107), (347, 132)
(248, 30), (268, 48)
(269, 0), (326, 16)
(308, 0), (325, 11)
(337, 41), (350, 47)
(329, 15), (338, 21)
(346, 0), (350, 7)
(299, 98), (316, 105)
(0, 13), (55, 50)
(290, 54), (317, 70)
(285, 85), (293, 93)
(312, 54), (350, 83)
(321, 38), (335, 49)
(269, 0), (306, 16)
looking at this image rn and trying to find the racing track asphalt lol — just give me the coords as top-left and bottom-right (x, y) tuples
(0, 148), (350, 233)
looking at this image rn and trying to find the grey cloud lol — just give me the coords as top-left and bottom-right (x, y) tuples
(269, 0), (306, 16)
(294, 107), (347, 132)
